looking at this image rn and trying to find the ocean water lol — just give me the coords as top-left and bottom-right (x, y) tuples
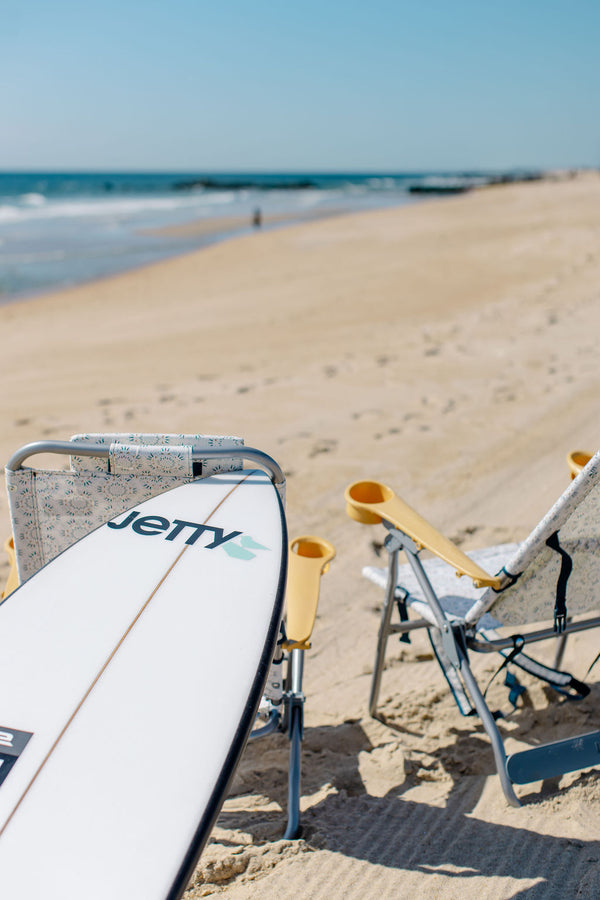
(0, 171), (498, 301)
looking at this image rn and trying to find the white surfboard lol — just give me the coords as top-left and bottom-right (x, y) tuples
(0, 469), (287, 899)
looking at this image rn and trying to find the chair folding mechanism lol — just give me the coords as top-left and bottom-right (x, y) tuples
(345, 451), (600, 807)
(1, 434), (333, 838)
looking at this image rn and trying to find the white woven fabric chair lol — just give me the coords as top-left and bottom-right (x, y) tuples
(346, 451), (600, 806)
(5, 433), (245, 584)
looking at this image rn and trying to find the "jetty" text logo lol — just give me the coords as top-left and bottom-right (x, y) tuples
(106, 511), (271, 560)
(107, 511), (242, 550)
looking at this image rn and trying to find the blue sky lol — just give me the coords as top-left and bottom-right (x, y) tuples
(2, 0), (599, 171)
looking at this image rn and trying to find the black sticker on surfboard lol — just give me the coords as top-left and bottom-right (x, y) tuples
(0, 727), (33, 787)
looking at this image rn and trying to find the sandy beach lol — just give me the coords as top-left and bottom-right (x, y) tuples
(2, 173), (600, 898)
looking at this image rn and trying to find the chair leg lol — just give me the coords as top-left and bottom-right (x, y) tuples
(284, 648), (305, 839)
(284, 701), (303, 839)
(456, 644), (521, 807)
(369, 548), (399, 718)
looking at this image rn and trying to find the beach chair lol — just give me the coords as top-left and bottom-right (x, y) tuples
(345, 452), (600, 806)
(1, 433), (333, 838)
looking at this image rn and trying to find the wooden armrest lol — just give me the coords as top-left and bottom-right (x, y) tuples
(283, 536), (335, 650)
(1, 536), (19, 600)
(345, 481), (500, 589)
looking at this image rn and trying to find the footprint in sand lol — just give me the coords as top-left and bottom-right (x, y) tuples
(308, 439), (338, 458)
(351, 408), (383, 421)
(449, 525), (480, 547)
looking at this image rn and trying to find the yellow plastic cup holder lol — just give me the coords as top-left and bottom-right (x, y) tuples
(567, 451), (592, 480)
(284, 535), (335, 649)
(345, 480), (394, 524)
(290, 536), (335, 573)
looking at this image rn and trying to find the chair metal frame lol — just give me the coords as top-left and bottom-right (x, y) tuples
(6, 439), (285, 486)
(248, 534), (334, 838)
(372, 522), (600, 806)
(248, 643), (309, 838)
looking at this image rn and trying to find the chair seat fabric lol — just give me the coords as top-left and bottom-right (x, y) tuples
(363, 543), (519, 629)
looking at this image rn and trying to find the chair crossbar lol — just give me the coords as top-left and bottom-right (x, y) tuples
(387, 617), (432, 634)
(468, 616), (600, 652)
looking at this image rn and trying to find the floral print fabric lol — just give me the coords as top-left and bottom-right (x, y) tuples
(467, 451), (600, 626)
(6, 433), (245, 583)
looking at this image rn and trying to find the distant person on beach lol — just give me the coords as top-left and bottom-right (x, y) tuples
(252, 207), (262, 228)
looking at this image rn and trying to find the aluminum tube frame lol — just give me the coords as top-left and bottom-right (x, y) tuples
(368, 527), (521, 805)
(456, 641), (521, 807)
(283, 703), (303, 840)
(290, 647), (304, 697)
(380, 524), (450, 631)
(468, 615), (600, 653)
(368, 538), (400, 718)
(369, 524), (459, 717)
(386, 617), (432, 634)
(284, 647), (305, 840)
(6, 440), (285, 488)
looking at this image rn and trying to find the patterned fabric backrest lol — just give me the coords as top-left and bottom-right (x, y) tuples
(466, 451), (600, 626)
(6, 433), (244, 583)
